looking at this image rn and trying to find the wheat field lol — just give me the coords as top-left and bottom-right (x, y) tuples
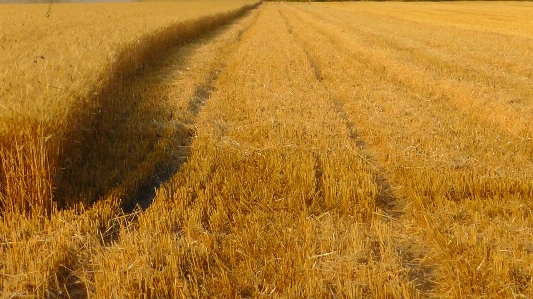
(1, 1), (533, 298)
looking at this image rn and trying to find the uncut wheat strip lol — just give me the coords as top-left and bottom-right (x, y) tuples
(0, 1), (256, 120)
(295, 3), (533, 136)
(90, 3), (416, 298)
(0, 3), (261, 296)
(282, 4), (533, 297)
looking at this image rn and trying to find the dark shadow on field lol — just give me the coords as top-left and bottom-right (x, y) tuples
(53, 3), (260, 212)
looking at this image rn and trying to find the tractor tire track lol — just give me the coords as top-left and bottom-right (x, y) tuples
(279, 5), (436, 296)
(280, 6), (399, 218)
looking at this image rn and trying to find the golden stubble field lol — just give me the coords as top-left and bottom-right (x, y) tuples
(1, 1), (533, 298)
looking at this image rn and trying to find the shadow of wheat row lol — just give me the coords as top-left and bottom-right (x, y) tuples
(2, 1), (533, 298)
(0, 2), (261, 296)
(55, 2), (262, 213)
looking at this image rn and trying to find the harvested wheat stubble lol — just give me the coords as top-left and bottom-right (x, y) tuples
(98, 4), (418, 298)
(282, 2), (533, 297)
(2, 1), (533, 298)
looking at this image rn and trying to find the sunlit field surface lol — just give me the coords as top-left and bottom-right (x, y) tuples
(1, 1), (533, 298)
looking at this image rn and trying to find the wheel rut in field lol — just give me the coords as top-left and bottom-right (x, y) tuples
(280, 9), (398, 216)
(54, 3), (261, 214)
(280, 6), (436, 296)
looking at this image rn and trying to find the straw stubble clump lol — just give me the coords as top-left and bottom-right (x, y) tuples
(2, 1), (533, 298)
